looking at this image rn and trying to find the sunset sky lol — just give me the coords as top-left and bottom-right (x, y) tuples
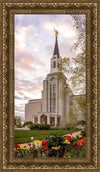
(15, 14), (83, 120)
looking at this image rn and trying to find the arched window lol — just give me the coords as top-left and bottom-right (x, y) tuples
(50, 77), (55, 82)
(53, 61), (56, 68)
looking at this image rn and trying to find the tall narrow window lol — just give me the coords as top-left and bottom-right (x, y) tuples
(50, 84), (56, 112)
(54, 98), (56, 112)
(53, 61), (56, 68)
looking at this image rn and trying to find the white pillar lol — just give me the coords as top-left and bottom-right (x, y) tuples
(47, 115), (50, 125)
(38, 115), (40, 124)
(59, 117), (61, 127)
(33, 117), (35, 124)
(55, 116), (57, 127)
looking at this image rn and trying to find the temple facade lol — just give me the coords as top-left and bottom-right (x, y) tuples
(25, 32), (85, 127)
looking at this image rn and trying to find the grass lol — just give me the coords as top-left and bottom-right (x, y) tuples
(14, 129), (79, 144)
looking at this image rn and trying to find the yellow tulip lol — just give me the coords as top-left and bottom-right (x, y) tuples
(33, 140), (42, 144)
(20, 144), (27, 149)
(52, 145), (60, 150)
(79, 135), (82, 138)
(64, 140), (71, 144)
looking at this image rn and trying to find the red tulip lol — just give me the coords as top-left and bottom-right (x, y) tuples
(42, 141), (48, 146)
(66, 135), (72, 141)
(70, 133), (72, 135)
(77, 142), (81, 147)
(14, 144), (20, 150)
(27, 143), (31, 146)
(77, 137), (86, 147)
(44, 146), (47, 150)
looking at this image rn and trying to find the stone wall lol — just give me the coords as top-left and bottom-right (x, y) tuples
(25, 99), (42, 123)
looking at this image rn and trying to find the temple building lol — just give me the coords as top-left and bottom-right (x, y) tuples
(25, 31), (85, 127)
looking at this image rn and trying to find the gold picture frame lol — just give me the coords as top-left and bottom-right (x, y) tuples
(0, 0), (100, 171)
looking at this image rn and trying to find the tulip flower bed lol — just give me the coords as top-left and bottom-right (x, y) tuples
(14, 132), (86, 158)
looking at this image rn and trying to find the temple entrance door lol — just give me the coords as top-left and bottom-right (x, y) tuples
(50, 117), (55, 126)
(40, 115), (47, 124)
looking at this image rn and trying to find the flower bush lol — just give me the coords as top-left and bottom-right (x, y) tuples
(14, 132), (86, 158)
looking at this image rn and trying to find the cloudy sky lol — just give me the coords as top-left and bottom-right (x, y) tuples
(14, 14), (81, 120)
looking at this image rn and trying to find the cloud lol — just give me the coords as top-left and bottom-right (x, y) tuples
(15, 24), (42, 56)
(15, 76), (43, 110)
(43, 16), (77, 39)
(15, 96), (23, 100)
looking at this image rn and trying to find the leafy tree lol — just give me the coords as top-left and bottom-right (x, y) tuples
(76, 96), (86, 115)
(67, 95), (86, 127)
(71, 15), (86, 94)
(15, 116), (22, 128)
(69, 107), (79, 126)
(58, 15), (86, 95)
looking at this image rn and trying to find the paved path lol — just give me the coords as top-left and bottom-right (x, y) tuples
(15, 127), (29, 130)
(16, 131), (82, 149)
(64, 131), (81, 137)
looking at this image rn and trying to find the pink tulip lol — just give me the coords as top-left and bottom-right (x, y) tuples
(42, 132), (46, 135)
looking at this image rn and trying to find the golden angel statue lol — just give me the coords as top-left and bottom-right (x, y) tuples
(54, 28), (58, 39)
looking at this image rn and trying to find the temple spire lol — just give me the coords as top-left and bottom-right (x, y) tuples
(50, 30), (61, 73)
(53, 29), (59, 58)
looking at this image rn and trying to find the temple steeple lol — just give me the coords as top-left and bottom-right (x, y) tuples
(53, 29), (59, 58)
(53, 38), (60, 58)
(50, 30), (61, 73)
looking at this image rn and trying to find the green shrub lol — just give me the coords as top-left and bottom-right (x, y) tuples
(23, 121), (33, 127)
(64, 150), (77, 158)
(16, 124), (23, 128)
(50, 127), (59, 130)
(65, 122), (76, 130)
(76, 120), (86, 126)
(79, 145), (86, 157)
(30, 124), (50, 130)
(66, 126), (76, 130)
(47, 133), (65, 148)
(30, 124), (38, 130)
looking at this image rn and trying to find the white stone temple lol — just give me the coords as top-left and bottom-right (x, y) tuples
(25, 31), (85, 127)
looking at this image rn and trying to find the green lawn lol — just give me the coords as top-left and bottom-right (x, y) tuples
(14, 129), (79, 144)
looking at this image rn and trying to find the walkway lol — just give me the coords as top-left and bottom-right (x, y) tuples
(64, 130), (81, 137)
